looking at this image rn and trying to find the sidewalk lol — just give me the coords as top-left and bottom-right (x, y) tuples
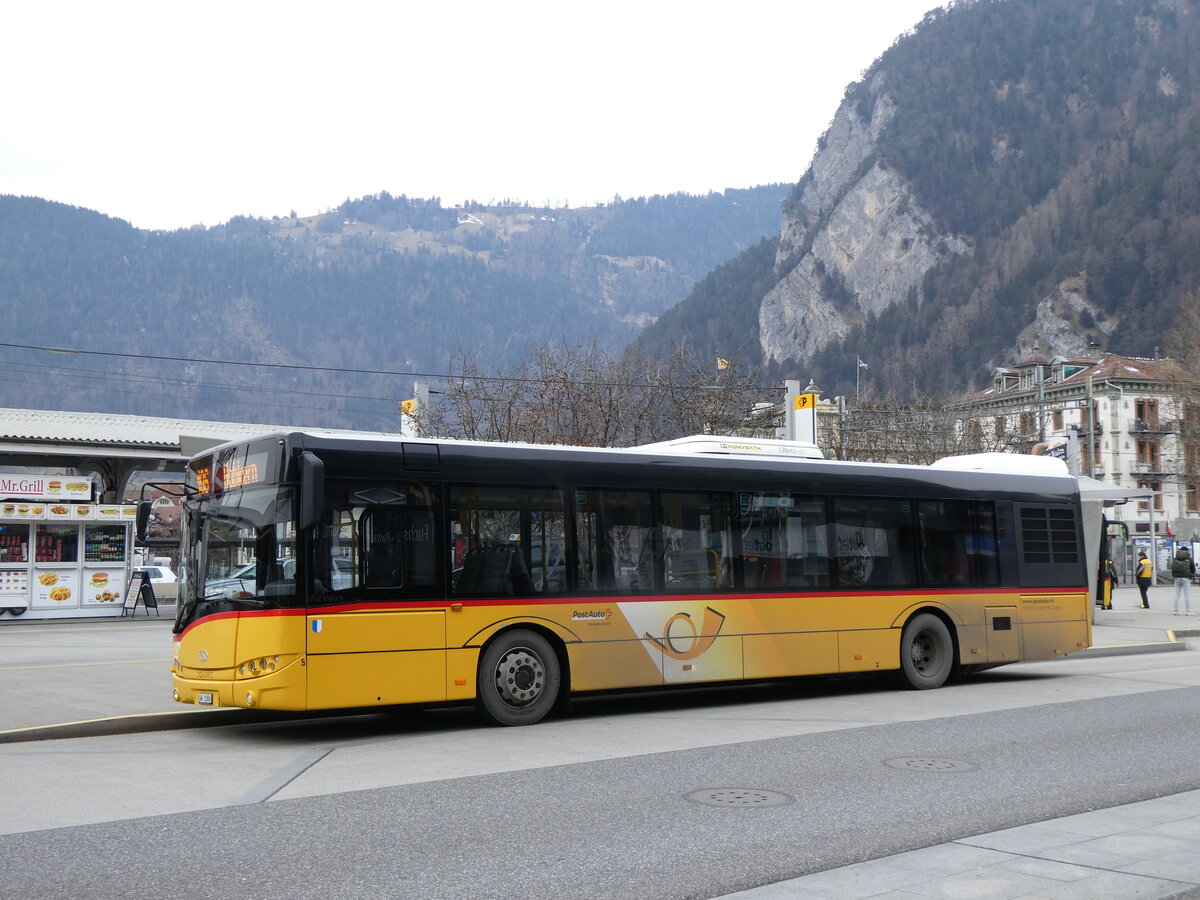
(1083, 583), (1200, 655)
(727, 789), (1200, 899)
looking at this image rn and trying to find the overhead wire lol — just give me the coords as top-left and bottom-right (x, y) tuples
(0, 340), (780, 394)
(0, 360), (399, 424)
(0, 357), (401, 405)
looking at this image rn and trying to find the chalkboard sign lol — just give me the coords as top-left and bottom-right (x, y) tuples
(122, 571), (145, 612)
(121, 572), (159, 616)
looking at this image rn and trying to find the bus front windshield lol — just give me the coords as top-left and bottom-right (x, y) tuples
(176, 484), (298, 631)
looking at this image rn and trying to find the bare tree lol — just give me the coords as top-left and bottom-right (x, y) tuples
(826, 389), (1009, 464)
(411, 338), (772, 447)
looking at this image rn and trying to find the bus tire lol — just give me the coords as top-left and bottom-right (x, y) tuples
(894, 613), (955, 690)
(476, 629), (561, 726)
(5, 607), (26, 616)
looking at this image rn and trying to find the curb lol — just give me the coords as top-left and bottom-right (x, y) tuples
(1074, 641), (1190, 659)
(0, 709), (255, 744)
(0, 706), (391, 745)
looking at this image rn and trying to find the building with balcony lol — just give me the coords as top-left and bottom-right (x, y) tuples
(951, 350), (1200, 556)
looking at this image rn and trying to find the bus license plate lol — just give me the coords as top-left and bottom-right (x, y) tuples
(197, 692), (214, 706)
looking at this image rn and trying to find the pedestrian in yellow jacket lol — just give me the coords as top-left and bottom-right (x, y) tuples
(1135, 551), (1153, 609)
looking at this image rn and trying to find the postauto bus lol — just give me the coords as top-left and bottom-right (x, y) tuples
(156, 432), (1091, 726)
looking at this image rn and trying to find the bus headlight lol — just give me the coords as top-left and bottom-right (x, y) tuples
(237, 655), (285, 678)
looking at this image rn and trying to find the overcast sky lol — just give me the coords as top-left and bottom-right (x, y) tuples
(1, 1), (941, 231)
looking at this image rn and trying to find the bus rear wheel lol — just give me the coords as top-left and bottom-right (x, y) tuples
(894, 613), (955, 690)
(476, 629), (561, 726)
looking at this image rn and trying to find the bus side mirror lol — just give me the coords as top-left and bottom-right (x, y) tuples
(298, 451), (325, 531)
(135, 501), (151, 543)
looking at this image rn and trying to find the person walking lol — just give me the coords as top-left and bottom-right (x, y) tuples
(1135, 550), (1153, 608)
(1170, 545), (1195, 616)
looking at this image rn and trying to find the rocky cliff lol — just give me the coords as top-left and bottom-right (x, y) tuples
(738, 0), (1200, 399)
(761, 81), (970, 365)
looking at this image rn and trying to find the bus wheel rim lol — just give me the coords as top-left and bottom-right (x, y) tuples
(911, 630), (940, 674)
(494, 648), (545, 708)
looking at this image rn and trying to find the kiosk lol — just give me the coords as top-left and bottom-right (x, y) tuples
(0, 475), (136, 619)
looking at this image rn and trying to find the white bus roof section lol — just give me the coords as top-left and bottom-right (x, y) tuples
(930, 452), (1070, 476)
(631, 436), (825, 460)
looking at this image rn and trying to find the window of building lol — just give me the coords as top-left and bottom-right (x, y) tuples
(1019, 412), (1034, 435)
(1188, 484), (1199, 513)
(965, 419), (983, 451)
(1052, 409), (1064, 431)
(994, 415), (1006, 439)
(1186, 443), (1200, 475)
(1135, 398), (1159, 427)
(1137, 480), (1163, 511)
(1136, 439), (1161, 471)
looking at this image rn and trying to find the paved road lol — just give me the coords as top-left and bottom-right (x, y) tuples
(2, 586), (1200, 898)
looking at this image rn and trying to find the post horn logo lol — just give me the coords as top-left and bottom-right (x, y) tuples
(645, 606), (726, 661)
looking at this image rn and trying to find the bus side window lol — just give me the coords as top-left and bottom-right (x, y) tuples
(832, 497), (917, 588)
(362, 508), (406, 588)
(917, 499), (975, 587)
(575, 489), (655, 593)
(737, 493), (830, 588)
(660, 491), (733, 590)
(972, 501), (1000, 586)
(357, 483), (437, 593)
(450, 486), (565, 597)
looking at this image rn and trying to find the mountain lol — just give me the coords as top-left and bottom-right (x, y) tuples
(0, 187), (786, 429)
(635, 0), (1200, 400)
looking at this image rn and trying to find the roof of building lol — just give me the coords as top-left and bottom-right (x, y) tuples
(960, 353), (1191, 406)
(0, 407), (398, 464)
(0, 407), (294, 448)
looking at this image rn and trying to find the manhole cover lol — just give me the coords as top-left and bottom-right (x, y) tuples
(884, 757), (977, 773)
(686, 789), (793, 808)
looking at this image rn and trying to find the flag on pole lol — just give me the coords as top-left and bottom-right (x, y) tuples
(716, 357), (730, 370)
(857, 357), (869, 370)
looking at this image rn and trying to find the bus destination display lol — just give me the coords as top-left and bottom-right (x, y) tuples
(193, 451), (269, 497)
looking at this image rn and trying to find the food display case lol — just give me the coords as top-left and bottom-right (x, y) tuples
(82, 523), (128, 606)
(0, 523), (31, 612)
(0, 475), (136, 619)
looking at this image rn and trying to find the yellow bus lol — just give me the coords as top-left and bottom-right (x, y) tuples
(156, 433), (1091, 726)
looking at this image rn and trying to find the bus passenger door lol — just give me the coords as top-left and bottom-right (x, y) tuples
(305, 489), (445, 710)
(984, 606), (1019, 663)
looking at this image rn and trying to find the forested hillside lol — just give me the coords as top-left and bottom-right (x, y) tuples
(0, 186), (786, 428)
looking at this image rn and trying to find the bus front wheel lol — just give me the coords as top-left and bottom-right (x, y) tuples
(894, 613), (955, 690)
(476, 629), (562, 726)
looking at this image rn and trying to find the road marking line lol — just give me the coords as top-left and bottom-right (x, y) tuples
(0, 659), (170, 671)
(233, 748), (335, 805)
